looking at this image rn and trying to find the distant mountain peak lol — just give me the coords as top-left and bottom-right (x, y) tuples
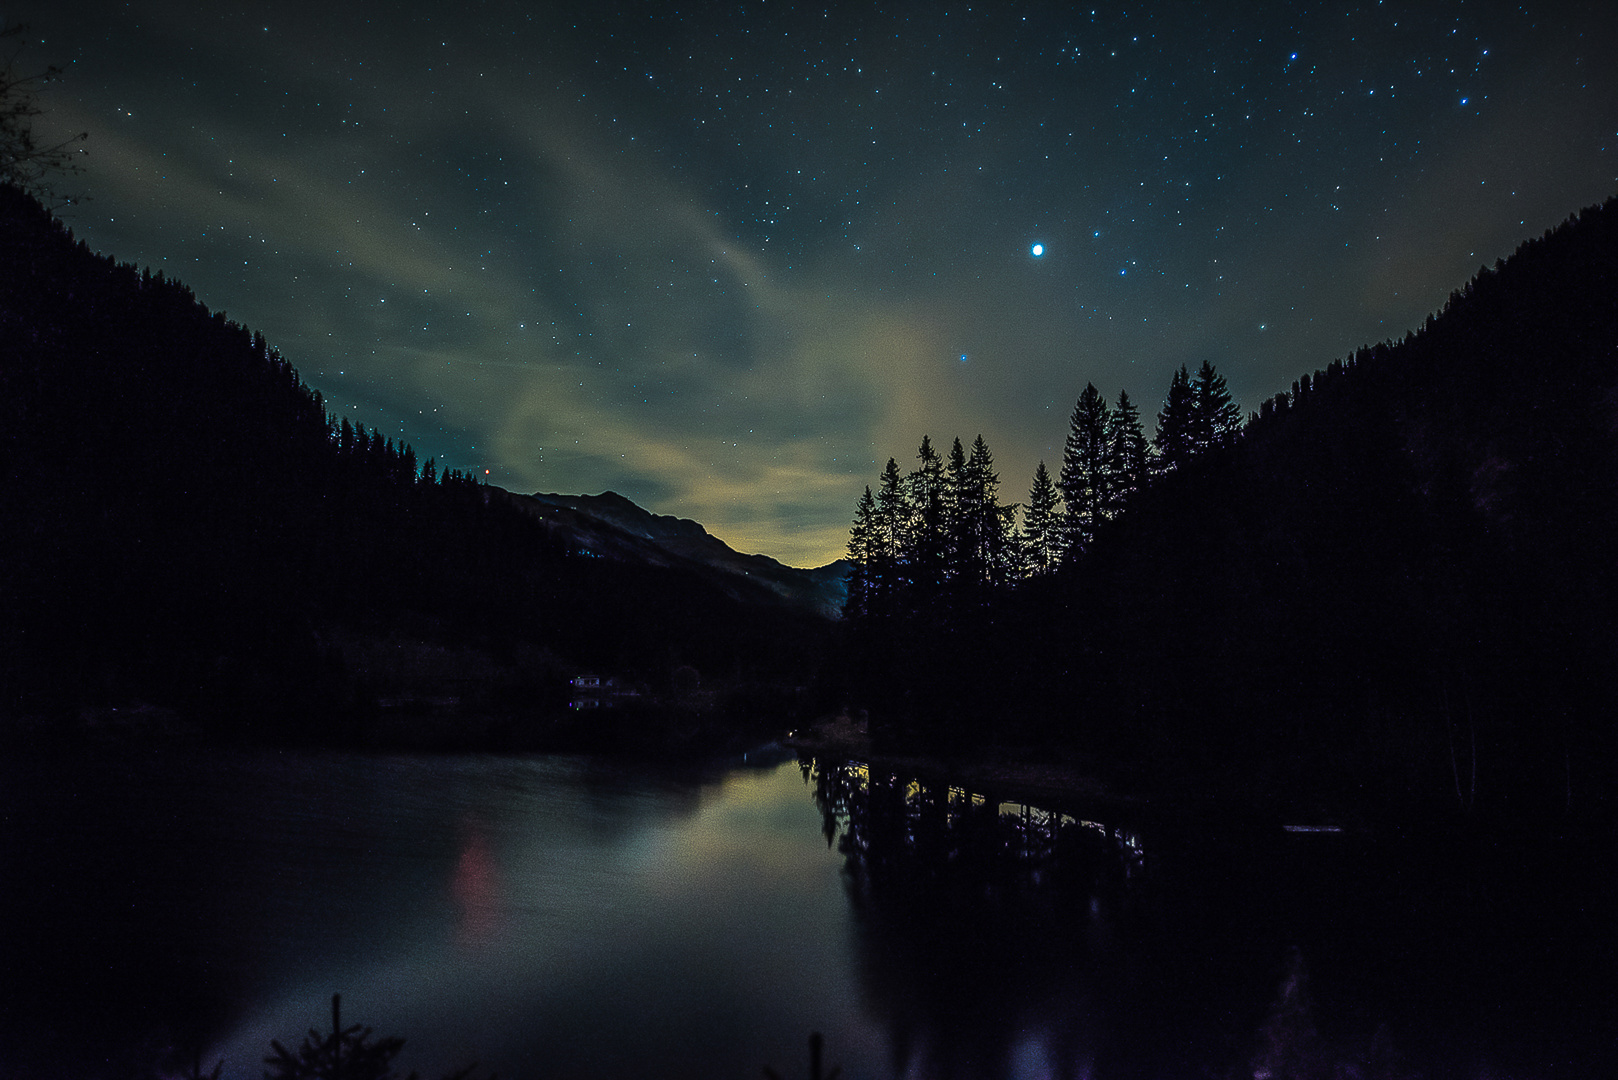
(528, 491), (714, 543)
(512, 490), (847, 618)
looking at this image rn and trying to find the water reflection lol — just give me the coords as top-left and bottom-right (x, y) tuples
(802, 757), (1617, 1080)
(0, 749), (883, 1080)
(806, 760), (1144, 1080)
(451, 822), (503, 947)
(1, 748), (1610, 1080)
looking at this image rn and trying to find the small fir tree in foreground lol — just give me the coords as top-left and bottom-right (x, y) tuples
(262, 995), (487, 1080)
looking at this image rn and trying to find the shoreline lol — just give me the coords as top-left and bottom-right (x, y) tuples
(783, 711), (1153, 822)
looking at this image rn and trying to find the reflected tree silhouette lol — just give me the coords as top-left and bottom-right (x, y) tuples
(802, 759), (1144, 1080)
(762, 1031), (840, 1080)
(792, 757), (1524, 1079)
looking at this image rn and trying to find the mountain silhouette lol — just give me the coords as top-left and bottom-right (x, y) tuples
(510, 490), (848, 618)
(0, 183), (832, 735)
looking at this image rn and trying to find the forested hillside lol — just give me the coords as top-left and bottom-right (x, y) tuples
(838, 198), (1618, 818)
(0, 185), (829, 736)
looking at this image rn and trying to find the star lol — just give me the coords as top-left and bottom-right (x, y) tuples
(32, 0), (1618, 568)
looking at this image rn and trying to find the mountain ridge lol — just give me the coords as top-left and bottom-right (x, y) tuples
(507, 489), (849, 619)
(0, 182), (836, 727)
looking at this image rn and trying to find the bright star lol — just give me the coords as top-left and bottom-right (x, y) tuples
(1030, 243), (1045, 257)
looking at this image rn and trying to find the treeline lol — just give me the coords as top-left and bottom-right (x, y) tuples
(837, 197), (1618, 819)
(843, 361), (1241, 617)
(0, 184), (827, 732)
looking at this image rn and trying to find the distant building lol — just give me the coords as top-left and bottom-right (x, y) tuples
(568, 674), (639, 710)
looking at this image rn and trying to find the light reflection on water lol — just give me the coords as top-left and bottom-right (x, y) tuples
(802, 757), (1616, 1080)
(2, 749), (886, 1080)
(2, 747), (1612, 1080)
(233, 754), (890, 1080)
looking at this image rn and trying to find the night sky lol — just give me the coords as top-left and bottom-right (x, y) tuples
(18, 1), (1618, 566)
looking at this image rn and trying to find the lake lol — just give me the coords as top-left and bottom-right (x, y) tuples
(2, 745), (1612, 1079)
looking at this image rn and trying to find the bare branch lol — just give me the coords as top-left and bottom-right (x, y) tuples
(1, 22), (89, 207)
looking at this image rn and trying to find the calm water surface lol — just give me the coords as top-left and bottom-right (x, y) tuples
(2, 746), (1612, 1079)
(4, 747), (877, 1080)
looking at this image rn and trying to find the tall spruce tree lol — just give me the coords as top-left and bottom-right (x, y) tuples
(907, 435), (949, 592)
(1022, 460), (1065, 575)
(944, 436), (971, 581)
(1192, 359), (1243, 450)
(843, 485), (878, 621)
(1059, 382), (1113, 554)
(955, 435), (1013, 586)
(1106, 389), (1149, 516)
(1154, 364), (1197, 475)
(874, 457), (910, 594)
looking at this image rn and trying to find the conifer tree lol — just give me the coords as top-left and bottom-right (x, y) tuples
(261, 994), (486, 1080)
(873, 457), (910, 594)
(1060, 382), (1113, 554)
(907, 435), (949, 592)
(1154, 364), (1197, 475)
(1192, 359), (1243, 450)
(1022, 460), (1065, 575)
(955, 435), (1011, 586)
(944, 436), (971, 581)
(1106, 389), (1149, 516)
(843, 485), (878, 621)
